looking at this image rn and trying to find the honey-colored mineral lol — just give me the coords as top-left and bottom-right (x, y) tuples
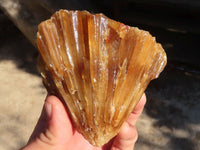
(37, 9), (167, 146)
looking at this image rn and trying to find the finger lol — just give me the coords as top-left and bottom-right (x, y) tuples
(126, 93), (146, 126)
(110, 93), (146, 150)
(22, 95), (73, 150)
(111, 122), (138, 150)
(45, 95), (73, 144)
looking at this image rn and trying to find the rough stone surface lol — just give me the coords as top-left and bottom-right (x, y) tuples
(37, 10), (166, 146)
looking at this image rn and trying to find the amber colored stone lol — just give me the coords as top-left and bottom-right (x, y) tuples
(37, 9), (167, 146)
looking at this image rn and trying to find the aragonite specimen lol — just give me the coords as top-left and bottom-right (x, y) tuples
(37, 9), (167, 146)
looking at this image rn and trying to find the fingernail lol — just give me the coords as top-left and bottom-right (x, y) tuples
(45, 102), (52, 120)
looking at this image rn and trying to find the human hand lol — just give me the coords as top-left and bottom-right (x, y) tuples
(21, 94), (146, 150)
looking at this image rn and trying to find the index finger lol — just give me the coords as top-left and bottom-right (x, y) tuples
(126, 93), (146, 127)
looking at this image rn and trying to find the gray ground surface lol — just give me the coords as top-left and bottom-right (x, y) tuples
(0, 13), (200, 150)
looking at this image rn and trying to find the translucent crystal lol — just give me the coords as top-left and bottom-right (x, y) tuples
(37, 9), (167, 146)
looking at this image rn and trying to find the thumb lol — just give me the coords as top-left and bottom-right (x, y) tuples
(21, 95), (73, 150)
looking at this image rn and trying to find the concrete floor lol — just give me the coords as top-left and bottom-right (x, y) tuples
(0, 13), (200, 150)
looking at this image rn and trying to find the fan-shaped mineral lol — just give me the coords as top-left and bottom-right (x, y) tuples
(37, 9), (167, 146)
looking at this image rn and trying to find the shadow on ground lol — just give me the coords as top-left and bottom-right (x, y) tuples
(0, 11), (39, 76)
(145, 65), (200, 150)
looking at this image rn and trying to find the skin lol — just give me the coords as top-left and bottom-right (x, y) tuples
(21, 93), (146, 150)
